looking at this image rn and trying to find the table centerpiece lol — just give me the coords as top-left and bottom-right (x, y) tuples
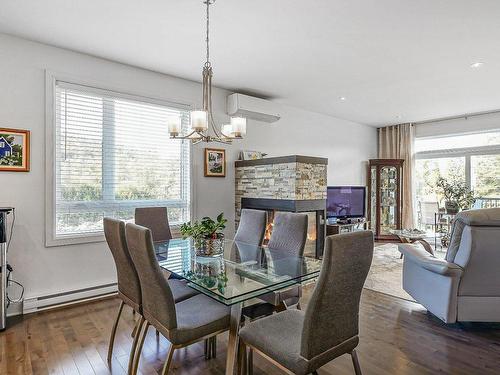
(180, 213), (227, 256)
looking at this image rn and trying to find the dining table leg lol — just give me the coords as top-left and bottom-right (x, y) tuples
(225, 302), (242, 375)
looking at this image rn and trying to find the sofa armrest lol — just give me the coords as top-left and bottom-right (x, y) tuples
(399, 244), (463, 276)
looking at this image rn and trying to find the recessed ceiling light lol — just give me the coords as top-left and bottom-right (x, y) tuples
(470, 61), (485, 69)
(339, 96), (346, 101)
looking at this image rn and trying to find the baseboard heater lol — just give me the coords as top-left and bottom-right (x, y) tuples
(23, 283), (118, 315)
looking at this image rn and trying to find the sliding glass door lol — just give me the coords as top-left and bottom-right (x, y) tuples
(414, 130), (500, 227)
(471, 154), (500, 207)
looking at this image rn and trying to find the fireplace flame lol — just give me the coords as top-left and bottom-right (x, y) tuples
(264, 222), (274, 242)
(307, 231), (316, 241)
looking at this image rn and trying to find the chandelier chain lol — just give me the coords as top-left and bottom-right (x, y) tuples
(205, 0), (210, 65)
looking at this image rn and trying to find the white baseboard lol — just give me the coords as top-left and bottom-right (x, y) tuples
(22, 283), (118, 315)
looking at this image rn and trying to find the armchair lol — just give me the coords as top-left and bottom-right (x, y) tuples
(399, 208), (500, 323)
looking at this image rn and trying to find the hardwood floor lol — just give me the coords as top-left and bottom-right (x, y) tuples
(1, 289), (499, 375)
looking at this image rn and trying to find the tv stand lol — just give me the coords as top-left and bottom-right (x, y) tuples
(326, 220), (369, 236)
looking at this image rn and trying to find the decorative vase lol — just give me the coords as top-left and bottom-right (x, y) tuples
(193, 234), (225, 256)
(445, 201), (459, 215)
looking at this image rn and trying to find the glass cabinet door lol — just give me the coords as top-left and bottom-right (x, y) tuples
(370, 166), (377, 230)
(379, 166), (398, 235)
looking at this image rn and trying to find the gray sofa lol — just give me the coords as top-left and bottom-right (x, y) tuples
(399, 208), (500, 323)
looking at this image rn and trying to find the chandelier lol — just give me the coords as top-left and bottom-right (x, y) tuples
(168, 0), (246, 144)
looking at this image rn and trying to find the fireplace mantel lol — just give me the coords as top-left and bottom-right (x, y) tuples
(235, 155), (328, 168)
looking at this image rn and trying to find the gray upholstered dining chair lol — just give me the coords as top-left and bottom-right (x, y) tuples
(104, 218), (200, 372)
(136, 206), (217, 357)
(268, 212), (308, 255)
(103, 218), (144, 371)
(238, 230), (374, 375)
(125, 223), (231, 375)
(135, 207), (172, 242)
(234, 209), (268, 245)
(262, 212), (309, 309)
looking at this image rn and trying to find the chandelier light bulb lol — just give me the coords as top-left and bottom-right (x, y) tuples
(190, 110), (208, 132)
(230, 117), (247, 137)
(167, 116), (181, 136)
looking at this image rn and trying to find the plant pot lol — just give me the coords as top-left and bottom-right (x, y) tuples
(193, 234), (225, 256)
(445, 201), (459, 215)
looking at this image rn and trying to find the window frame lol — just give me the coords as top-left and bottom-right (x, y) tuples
(45, 71), (195, 247)
(415, 134), (500, 193)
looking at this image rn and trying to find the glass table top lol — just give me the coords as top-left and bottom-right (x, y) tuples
(154, 238), (322, 306)
(389, 229), (427, 239)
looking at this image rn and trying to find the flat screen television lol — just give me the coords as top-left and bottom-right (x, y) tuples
(326, 186), (366, 219)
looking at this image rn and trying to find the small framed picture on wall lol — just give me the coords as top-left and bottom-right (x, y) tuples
(0, 127), (30, 172)
(204, 148), (226, 177)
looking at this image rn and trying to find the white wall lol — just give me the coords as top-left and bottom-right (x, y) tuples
(0, 34), (376, 307)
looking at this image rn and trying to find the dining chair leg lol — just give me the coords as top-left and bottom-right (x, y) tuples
(107, 300), (124, 364)
(127, 316), (145, 375)
(351, 350), (363, 375)
(205, 339), (210, 361)
(161, 345), (175, 375)
(211, 336), (217, 358)
(131, 321), (150, 375)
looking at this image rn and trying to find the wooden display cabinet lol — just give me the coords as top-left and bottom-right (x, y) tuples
(367, 159), (404, 240)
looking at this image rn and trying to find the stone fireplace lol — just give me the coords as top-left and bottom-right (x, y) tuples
(235, 155), (327, 258)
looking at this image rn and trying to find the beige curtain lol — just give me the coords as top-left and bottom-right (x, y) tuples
(378, 123), (415, 228)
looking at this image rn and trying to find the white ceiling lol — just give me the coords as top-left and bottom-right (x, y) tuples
(1, 0), (500, 126)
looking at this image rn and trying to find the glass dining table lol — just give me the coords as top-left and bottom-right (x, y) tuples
(154, 238), (322, 374)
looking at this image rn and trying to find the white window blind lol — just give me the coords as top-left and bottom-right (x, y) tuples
(53, 81), (191, 239)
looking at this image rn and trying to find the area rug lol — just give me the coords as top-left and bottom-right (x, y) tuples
(364, 243), (415, 301)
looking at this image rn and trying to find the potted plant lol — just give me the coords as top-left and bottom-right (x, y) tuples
(180, 213), (228, 256)
(436, 177), (476, 214)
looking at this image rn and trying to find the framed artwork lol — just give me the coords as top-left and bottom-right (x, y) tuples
(0, 128), (30, 172)
(204, 148), (226, 177)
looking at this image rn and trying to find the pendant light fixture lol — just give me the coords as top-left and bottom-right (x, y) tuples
(168, 0), (246, 144)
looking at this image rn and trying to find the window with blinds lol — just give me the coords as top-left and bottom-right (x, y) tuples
(53, 81), (191, 239)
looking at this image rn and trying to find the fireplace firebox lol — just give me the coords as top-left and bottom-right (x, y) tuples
(240, 198), (326, 258)
(235, 155), (328, 259)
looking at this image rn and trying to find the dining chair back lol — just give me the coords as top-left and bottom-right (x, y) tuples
(125, 223), (177, 330)
(238, 231), (374, 375)
(234, 209), (267, 245)
(104, 218), (142, 311)
(103, 218), (144, 368)
(419, 201), (439, 227)
(301, 230), (373, 361)
(125, 223), (230, 375)
(135, 207), (172, 242)
(267, 212), (308, 256)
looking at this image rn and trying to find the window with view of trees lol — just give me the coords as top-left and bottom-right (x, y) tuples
(52, 81), (191, 240)
(415, 131), (500, 212)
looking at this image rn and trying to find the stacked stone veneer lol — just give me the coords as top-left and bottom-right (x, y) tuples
(235, 155), (328, 223)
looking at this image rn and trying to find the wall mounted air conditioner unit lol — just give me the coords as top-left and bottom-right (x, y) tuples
(227, 93), (281, 123)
